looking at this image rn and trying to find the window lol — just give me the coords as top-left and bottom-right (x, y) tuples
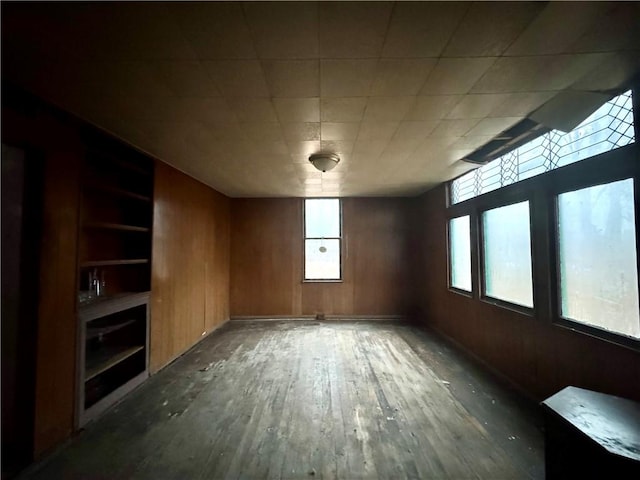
(557, 179), (640, 339)
(482, 201), (533, 308)
(451, 90), (635, 204)
(304, 199), (341, 280)
(449, 216), (472, 291)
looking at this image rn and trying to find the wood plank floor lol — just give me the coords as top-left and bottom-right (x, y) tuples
(21, 320), (544, 479)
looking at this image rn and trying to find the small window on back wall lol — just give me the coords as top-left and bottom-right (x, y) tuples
(449, 215), (472, 292)
(304, 199), (341, 281)
(482, 201), (534, 308)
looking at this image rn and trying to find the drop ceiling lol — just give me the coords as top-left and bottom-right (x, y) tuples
(3, 1), (639, 197)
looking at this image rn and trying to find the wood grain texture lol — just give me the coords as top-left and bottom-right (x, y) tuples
(410, 184), (640, 403)
(3, 100), (84, 457)
(230, 198), (411, 317)
(150, 162), (230, 373)
(19, 320), (544, 480)
(34, 149), (82, 455)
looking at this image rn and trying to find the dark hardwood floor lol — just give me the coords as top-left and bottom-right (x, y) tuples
(20, 320), (544, 479)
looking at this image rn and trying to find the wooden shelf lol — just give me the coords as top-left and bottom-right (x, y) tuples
(86, 319), (137, 340)
(79, 291), (150, 322)
(83, 182), (151, 202)
(81, 259), (149, 268)
(84, 222), (150, 232)
(85, 345), (145, 382)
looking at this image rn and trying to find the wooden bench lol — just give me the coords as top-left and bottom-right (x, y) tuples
(541, 386), (640, 479)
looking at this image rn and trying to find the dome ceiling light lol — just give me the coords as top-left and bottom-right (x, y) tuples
(309, 153), (340, 172)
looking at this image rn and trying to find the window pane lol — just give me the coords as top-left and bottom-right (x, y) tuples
(450, 216), (471, 291)
(558, 179), (640, 339)
(483, 201), (533, 307)
(305, 199), (340, 237)
(305, 239), (340, 280)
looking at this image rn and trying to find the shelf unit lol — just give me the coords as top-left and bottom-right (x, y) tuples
(76, 137), (154, 427)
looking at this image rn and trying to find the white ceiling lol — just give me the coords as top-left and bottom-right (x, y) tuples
(3, 1), (640, 197)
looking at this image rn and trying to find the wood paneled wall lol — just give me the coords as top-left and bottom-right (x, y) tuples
(150, 162), (230, 372)
(2, 101), (83, 457)
(410, 185), (640, 402)
(230, 198), (411, 317)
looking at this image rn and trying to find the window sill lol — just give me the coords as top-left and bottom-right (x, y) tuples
(480, 295), (534, 317)
(303, 279), (343, 284)
(448, 287), (473, 298)
(554, 317), (640, 353)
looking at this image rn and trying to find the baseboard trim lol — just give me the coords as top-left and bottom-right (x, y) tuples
(230, 315), (406, 322)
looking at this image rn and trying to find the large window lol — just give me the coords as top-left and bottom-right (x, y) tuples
(304, 199), (341, 281)
(446, 85), (639, 349)
(557, 179), (640, 339)
(482, 201), (533, 308)
(451, 90), (635, 204)
(449, 216), (472, 291)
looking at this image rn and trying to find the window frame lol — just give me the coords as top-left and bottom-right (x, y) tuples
(447, 214), (473, 296)
(445, 85), (640, 351)
(303, 198), (343, 282)
(478, 197), (536, 315)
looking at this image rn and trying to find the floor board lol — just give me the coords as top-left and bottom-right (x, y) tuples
(20, 320), (544, 479)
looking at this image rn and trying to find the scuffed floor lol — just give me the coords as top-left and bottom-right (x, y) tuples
(21, 320), (544, 479)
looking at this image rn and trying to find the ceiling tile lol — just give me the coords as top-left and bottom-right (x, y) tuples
(281, 122), (321, 142)
(443, 2), (545, 57)
(321, 122), (360, 141)
(320, 97), (367, 122)
(243, 2), (318, 59)
(287, 141), (320, 157)
(320, 140), (355, 156)
(319, 2), (393, 58)
(363, 96), (415, 122)
(200, 122), (248, 142)
(429, 119), (480, 137)
(541, 53), (616, 91)
(382, 2), (469, 57)
(404, 95), (462, 121)
(240, 122), (283, 142)
(356, 121), (399, 142)
(419, 57), (497, 95)
(489, 91), (556, 117)
(505, 2), (610, 56)
(568, 3), (640, 54)
(320, 60), (378, 97)
(393, 121), (439, 143)
(446, 94), (511, 119)
(370, 59), (436, 96)
(273, 97), (320, 122)
(470, 56), (555, 93)
(465, 116), (522, 137)
(202, 60), (269, 97)
(352, 138), (390, 159)
(570, 51), (640, 92)
(228, 98), (278, 122)
(170, 2), (256, 59)
(147, 61), (221, 97)
(262, 60), (320, 97)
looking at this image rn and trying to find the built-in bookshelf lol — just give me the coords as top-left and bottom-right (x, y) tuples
(76, 137), (153, 426)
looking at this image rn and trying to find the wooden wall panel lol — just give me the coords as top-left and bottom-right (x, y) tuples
(411, 184), (640, 402)
(150, 163), (230, 372)
(33, 150), (81, 456)
(230, 197), (411, 317)
(3, 102), (83, 457)
(230, 199), (303, 316)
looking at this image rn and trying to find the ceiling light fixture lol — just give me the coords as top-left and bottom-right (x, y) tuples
(309, 152), (340, 172)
